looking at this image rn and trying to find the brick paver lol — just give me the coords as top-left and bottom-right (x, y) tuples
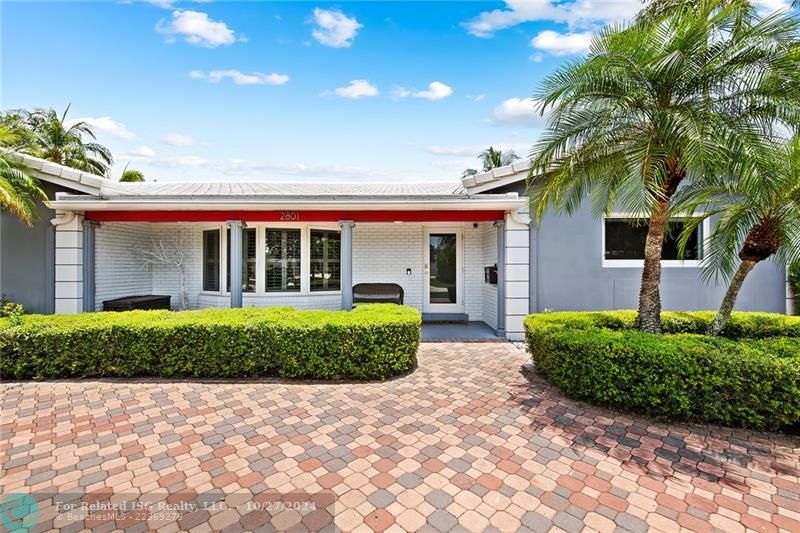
(1, 343), (799, 532)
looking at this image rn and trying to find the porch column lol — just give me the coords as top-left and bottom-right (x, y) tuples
(339, 220), (355, 310)
(529, 222), (537, 314)
(227, 220), (244, 308)
(81, 220), (98, 312)
(495, 219), (506, 335)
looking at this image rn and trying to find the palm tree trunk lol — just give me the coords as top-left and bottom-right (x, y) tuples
(709, 259), (756, 336)
(635, 198), (670, 333)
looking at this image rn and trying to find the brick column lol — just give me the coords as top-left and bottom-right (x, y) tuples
(53, 211), (84, 314)
(82, 220), (99, 312)
(494, 219), (506, 336)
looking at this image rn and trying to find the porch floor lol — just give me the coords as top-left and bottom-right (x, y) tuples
(421, 320), (504, 342)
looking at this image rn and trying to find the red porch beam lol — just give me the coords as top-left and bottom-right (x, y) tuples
(84, 210), (507, 223)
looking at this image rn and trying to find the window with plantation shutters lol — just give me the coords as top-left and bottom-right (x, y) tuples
(310, 229), (341, 291)
(202, 229), (220, 292)
(265, 229), (301, 292)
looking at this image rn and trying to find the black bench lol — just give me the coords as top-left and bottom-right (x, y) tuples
(352, 283), (404, 305)
(103, 295), (172, 312)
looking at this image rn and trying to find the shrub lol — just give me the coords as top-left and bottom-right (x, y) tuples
(525, 311), (800, 431)
(791, 260), (800, 314)
(0, 304), (421, 381)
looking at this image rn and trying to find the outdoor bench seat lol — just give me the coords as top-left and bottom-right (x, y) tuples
(102, 295), (172, 312)
(353, 283), (404, 305)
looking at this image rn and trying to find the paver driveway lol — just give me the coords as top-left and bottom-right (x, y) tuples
(2, 342), (799, 532)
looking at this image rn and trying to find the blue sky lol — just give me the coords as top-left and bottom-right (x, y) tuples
(2, 0), (789, 183)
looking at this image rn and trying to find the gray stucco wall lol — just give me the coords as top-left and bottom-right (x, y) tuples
(533, 204), (786, 313)
(0, 182), (60, 314)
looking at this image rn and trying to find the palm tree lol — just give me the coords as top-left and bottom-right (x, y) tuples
(0, 128), (47, 226)
(676, 136), (800, 334)
(464, 147), (520, 177)
(120, 167), (145, 182)
(529, 0), (800, 332)
(27, 105), (113, 177)
(479, 147), (519, 171)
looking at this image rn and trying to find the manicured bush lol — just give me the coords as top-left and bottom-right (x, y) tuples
(0, 304), (421, 381)
(525, 311), (800, 431)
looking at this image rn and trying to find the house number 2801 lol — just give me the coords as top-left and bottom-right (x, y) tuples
(280, 211), (300, 221)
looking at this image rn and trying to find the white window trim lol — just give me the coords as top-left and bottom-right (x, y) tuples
(601, 212), (710, 269)
(199, 222), (342, 296)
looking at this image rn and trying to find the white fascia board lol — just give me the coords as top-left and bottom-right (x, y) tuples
(47, 197), (527, 212)
(466, 171), (529, 194)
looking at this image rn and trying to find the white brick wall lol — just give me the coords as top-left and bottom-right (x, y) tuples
(95, 222), (155, 311)
(353, 223), (424, 309)
(480, 223), (498, 329)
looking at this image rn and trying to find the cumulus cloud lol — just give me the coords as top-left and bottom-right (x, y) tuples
(530, 30), (592, 56)
(393, 81), (454, 101)
(492, 97), (548, 128)
(426, 142), (530, 156)
(156, 10), (238, 47)
(462, 0), (641, 38)
(160, 132), (197, 146)
(75, 116), (136, 140)
(311, 8), (362, 48)
(754, 0), (792, 15)
(189, 70), (289, 85)
(129, 146), (155, 158)
(331, 80), (379, 99)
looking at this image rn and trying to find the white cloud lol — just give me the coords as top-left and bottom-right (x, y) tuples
(530, 30), (592, 56)
(754, 0), (792, 15)
(129, 146), (155, 158)
(467, 94), (486, 102)
(189, 70), (289, 85)
(393, 81), (454, 101)
(331, 80), (379, 99)
(413, 81), (453, 101)
(156, 10), (238, 47)
(160, 132), (197, 146)
(529, 53), (544, 63)
(492, 97), (548, 128)
(74, 116), (136, 140)
(426, 142), (531, 156)
(311, 8), (362, 48)
(462, 0), (641, 38)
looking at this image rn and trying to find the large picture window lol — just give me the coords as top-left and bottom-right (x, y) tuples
(202, 229), (220, 292)
(226, 228), (257, 293)
(265, 229), (301, 292)
(310, 230), (341, 291)
(604, 217), (703, 262)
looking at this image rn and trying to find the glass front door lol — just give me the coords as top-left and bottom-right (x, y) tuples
(424, 229), (463, 313)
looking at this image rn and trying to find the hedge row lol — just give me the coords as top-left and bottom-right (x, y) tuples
(525, 312), (800, 431)
(0, 304), (421, 380)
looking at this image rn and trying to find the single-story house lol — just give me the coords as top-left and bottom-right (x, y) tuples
(1, 154), (793, 340)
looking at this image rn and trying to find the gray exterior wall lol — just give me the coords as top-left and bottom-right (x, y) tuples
(533, 203), (786, 313)
(0, 183), (60, 314)
(482, 179), (786, 314)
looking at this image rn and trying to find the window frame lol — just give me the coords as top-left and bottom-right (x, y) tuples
(601, 212), (709, 269)
(201, 228), (222, 292)
(198, 222), (343, 297)
(309, 228), (342, 292)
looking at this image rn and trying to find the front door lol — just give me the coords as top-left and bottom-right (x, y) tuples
(423, 229), (463, 314)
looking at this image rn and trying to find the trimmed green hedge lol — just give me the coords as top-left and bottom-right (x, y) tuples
(0, 304), (421, 381)
(525, 311), (800, 431)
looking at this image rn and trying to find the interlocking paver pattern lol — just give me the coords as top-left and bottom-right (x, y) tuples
(2, 343), (799, 532)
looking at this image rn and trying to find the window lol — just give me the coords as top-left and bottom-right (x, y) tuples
(202, 229), (220, 291)
(604, 217), (703, 262)
(226, 228), (257, 293)
(310, 230), (341, 291)
(265, 229), (301, 292)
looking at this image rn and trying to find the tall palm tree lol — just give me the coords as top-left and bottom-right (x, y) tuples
(27, 105), (113, 177)
(0, 128), (47, 226)
(479, 147), (519, 171)
(529, 0), (800, 332)
(675, 136), (800, 334)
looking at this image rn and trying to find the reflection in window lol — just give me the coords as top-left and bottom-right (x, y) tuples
(604, 218), (702, 261)
(310, 230), (341, 291)
(265, 229), (301, 292)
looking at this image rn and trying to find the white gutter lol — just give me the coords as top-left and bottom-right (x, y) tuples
(47, 197), (527, 212)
